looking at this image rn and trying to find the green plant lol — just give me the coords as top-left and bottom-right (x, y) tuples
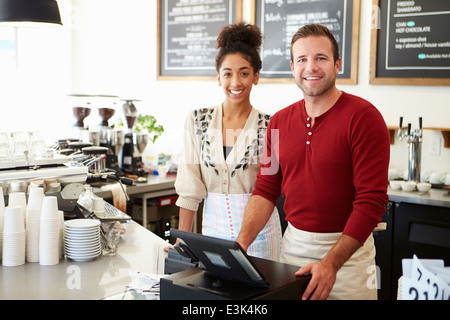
(116, 114), (164, 143)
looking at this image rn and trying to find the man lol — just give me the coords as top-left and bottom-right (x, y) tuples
(236, 24), (390, 300)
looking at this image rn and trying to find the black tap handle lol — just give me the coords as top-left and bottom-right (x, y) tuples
(120, 177), (134, 186)
(399, 117), (403, 130)
(407, 123), (411, 135)
(418, 117), (422, 130)
(106, 172), (134, 186)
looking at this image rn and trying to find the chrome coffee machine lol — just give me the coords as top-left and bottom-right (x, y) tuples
(119, 100), (148, 177)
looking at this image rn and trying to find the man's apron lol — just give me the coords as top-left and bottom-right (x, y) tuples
(202, 192), (282, 261)
(281, 223), (378, 300)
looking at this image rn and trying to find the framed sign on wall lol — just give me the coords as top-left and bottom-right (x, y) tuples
(370, 0), (450, 86)
(251, 0), (360, 84)
(157, 0), (243, 81)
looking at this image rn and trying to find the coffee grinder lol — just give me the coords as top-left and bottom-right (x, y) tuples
(95, 95), (124, 174)
(119, 99), (148, 177)
(69, 94), (92, 140)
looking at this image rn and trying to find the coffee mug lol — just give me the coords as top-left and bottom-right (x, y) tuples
(441, 173), (450, 185)
(428, 172), (443, 184)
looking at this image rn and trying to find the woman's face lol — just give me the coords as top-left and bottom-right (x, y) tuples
(217, 53), (259, 105)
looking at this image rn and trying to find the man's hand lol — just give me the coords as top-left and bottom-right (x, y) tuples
(295, 260), (337, 300)
(295, 234), (362, 300)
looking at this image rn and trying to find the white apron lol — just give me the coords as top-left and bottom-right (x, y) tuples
(281, 223), (378, 300)
(202, 192), (282, 261)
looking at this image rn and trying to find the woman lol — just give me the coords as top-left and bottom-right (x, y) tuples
(174, 23), (282, 261)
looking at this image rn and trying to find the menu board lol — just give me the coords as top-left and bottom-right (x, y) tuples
(253, 0), (360, 84)
(370, 0), (450, 85)
(158, 0), (241, 79)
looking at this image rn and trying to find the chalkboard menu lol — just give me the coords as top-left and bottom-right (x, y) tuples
(158, 0), (241, 79)
(253, 0), (360, 84)
(370, 0), (450, 85)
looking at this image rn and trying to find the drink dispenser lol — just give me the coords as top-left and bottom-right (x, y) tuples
(398, 117), (422, 182)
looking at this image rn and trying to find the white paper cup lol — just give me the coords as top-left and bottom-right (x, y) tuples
(3, 206), (25, 233)
(27, 187), (44, 211)
(93, 197), (105, 213)
(41, 196), (59, 219)
(39, 215), (60, 265)
(26, 208), (41, 262)
(8, 192), (26, 222)
(0, 186), (5, 215)
(2, 231), (25, 266)
(158, 165), (167, 179)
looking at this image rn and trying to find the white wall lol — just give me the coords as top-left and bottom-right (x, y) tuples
(2, 0), (448, 177)
(71, 0), (450, 176)
(0, 0), (72, 143)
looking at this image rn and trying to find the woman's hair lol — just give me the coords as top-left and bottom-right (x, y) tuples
(290, 24), (340, 62)
(215, 22), (263, 73)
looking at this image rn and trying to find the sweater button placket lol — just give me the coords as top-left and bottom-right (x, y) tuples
(306, 117), (312, 146)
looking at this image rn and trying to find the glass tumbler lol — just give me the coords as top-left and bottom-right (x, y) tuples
(0, 132), (12, 162)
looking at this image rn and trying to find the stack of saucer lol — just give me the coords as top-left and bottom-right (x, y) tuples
(63, 219), (101, 262)
(2, 206), (26, 266)
(39, 196), (61, 265)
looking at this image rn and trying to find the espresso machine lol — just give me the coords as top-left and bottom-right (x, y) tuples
(398, 116), (423, 182)
(119, 100), (148, 177)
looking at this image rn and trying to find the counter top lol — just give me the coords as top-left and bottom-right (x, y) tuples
(94, 175), (176, 199)
(388, 186), (450, 208)
(0, 222), (168, 300)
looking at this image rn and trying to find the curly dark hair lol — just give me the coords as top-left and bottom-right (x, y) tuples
(215, 22), (263, 73)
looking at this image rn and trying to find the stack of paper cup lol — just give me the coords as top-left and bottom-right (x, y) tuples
(8, 192), (26, 227)
(2, 206), (26, 266)
(39, 196), (60, 265)
(58, 210), (64, 259)
(26, 187), (44, 262)
(0, 187), (5, 260)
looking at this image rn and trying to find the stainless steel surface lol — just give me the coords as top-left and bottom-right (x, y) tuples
(0, 222), (168, 299)
(388, 186), (450, 209)
(94, 176), (177, 230)
(94, 175), (175, 199)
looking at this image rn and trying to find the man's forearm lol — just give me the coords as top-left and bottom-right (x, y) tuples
(322, 234), (361, 272)
(237, 195), (275, 251)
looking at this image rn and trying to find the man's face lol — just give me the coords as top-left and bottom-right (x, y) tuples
(290, 36), (341, 98)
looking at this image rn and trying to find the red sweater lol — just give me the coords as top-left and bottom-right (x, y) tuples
(253, 92), (390, 244)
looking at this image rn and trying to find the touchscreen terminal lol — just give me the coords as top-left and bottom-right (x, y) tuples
(170, 229), (268, 287)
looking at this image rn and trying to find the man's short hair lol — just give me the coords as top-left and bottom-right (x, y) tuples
(290, 24), (340, 62)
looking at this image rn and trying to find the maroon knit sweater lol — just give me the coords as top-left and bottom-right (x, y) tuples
(253, 92), (390, 244)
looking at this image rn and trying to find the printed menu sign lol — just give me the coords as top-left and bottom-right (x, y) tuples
(371, 0), (450, 84)
(158, 0), (238, 78)
(254, 0), (359, 83)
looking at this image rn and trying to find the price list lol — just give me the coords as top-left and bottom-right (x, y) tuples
(373, 0), (450, 82)
(159, 0), (236, 77)
(255, 0), (357, 80)
(385, 0), (450, 70)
